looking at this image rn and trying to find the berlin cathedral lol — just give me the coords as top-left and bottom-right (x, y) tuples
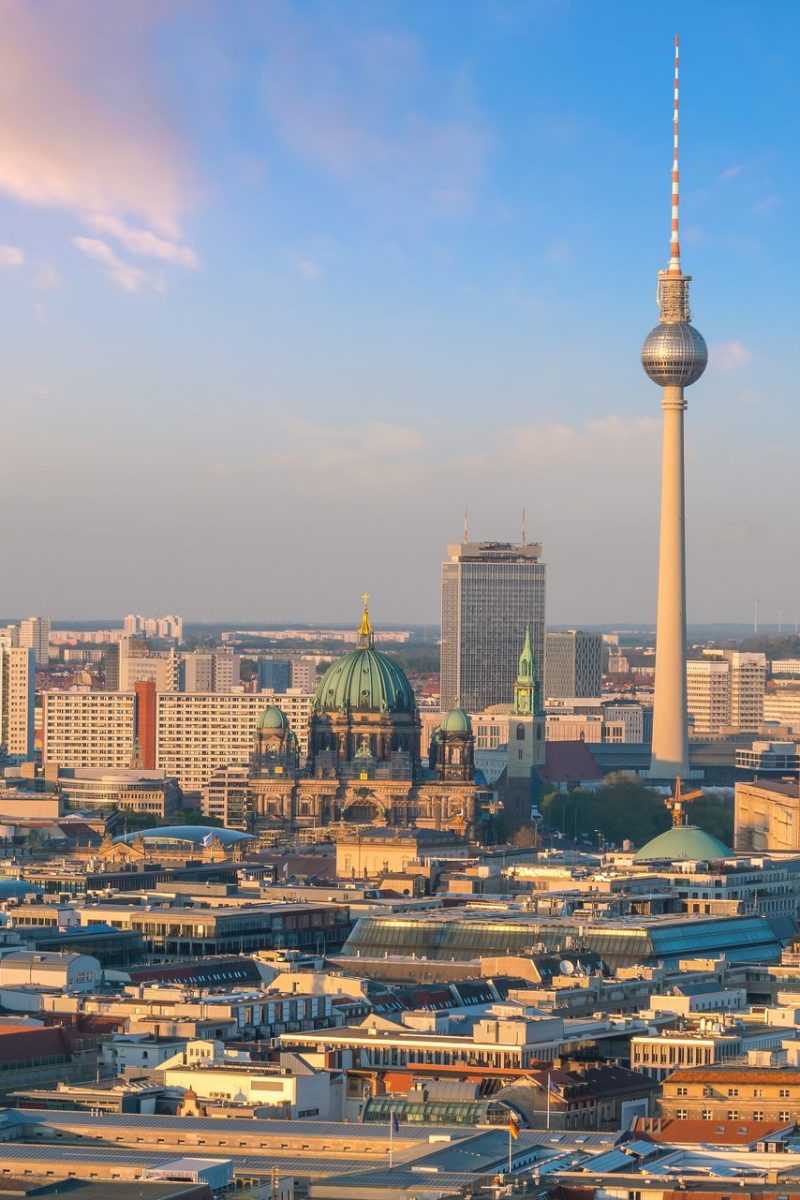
(206, 595), (544, 840)
(245, 599), (489, 839)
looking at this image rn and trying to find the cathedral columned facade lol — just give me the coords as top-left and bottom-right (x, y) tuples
(248, 599), (484, 839)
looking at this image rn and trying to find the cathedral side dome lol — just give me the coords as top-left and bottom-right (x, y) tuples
(258, 704), (289, 732)
(312, 597), (416, 716)
(440, 707), (472, 734)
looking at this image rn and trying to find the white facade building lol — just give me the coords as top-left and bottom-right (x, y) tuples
(18, 617), (50, 667)
(156, 691), (313, 793)
(0, 646), (35, 757)
(43, 691), (136, 770)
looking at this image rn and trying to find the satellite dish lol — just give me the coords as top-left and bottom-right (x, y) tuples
(559, 959), (575, 976)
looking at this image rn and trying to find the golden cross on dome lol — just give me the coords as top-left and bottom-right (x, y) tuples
(358, 592), (374, 645)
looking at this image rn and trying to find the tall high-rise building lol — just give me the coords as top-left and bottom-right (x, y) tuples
(727, 651), (767, 734)
(440, 541), (546, 712)
(641, 38), (708, 778)
(258, 657), (291, 693)
(18, 616), (50, 667)
(686, 658), (730, 736)
(183, 649), (241, 693)
(43, 690), (136, 769)
(0, 646), (35, 757)
(544, 630), (602, 700)
(686, 651), (767, 737)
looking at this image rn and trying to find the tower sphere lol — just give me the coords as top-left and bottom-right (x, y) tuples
(641, 321), (707, 388)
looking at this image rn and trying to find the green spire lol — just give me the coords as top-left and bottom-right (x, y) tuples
(514, 627), (537, 715)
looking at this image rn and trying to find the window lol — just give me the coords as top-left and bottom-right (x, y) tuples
(780, 1111), (790, 1122)
(754, 1111), (764, 1122)
(676, 1109), (688, 1120)
(702, 1109), (712, 1120)
(676, 1087), (688, 1096)
(727, 1089), (739, 1098)
(727, 1110), (738, 1120)
(779, 1089), (790, 1098)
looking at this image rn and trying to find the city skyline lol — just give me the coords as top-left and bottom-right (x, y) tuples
(0, 2), (795, 624)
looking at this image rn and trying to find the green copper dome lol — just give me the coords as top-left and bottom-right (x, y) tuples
(440, 707), (472, 734)
(633, 825), (732, 863)
(313, 597), (416, 716)
(258, 704), (289, 732)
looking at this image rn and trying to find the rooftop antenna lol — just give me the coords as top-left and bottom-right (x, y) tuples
(668, 35), (681, 276)
(463, 507), (469, 544)
(754, 597), (761, 636)
(522, 506), (527, 546)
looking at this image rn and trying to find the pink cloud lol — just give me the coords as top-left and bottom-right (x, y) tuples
(0, 2), (195, 237)
(73, 237), (152, 293)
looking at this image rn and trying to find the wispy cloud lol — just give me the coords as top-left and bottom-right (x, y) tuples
(88, 215), (199, 269)
(296, 257), (321, 280)
(73, 237), (154, 294)
(721, 164), (742, 182)
(0, 246), (24, 270)
(712, 340), (751, 372)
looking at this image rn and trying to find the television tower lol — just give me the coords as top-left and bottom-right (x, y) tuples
(642, 37), (708, 778)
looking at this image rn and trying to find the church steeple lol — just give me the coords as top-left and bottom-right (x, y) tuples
(513, 627), (537, 716)
(357, 593), (374, 648)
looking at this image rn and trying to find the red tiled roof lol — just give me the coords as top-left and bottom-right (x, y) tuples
(665, 1066), (800, 1084)
(0, 1024), (70, 1065)
(540, 742), (602, 785)
(633, 1116), (794, 1145)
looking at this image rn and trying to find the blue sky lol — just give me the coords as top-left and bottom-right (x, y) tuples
(0, 0), (796, 625)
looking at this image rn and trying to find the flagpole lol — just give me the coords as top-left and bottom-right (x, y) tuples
(508, 1122), (512, 1175)
(389, 1112), (393, 1169)
(546, 1072), (551, 1132)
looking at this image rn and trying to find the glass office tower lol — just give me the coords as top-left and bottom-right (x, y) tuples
(440, 541), (546, 712)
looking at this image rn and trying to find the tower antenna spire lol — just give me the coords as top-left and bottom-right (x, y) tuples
(463, 507), (469, 544)
(522, 506), (527, 546)
(668, 35), (681, 275)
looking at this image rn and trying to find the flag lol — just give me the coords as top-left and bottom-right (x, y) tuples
(201, 832), (213, 848)
(548, 1075), (562, 1097)
(391, 1112), (400, 1135)
(508, 1114), (520, 1140)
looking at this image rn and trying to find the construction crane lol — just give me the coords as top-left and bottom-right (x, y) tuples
(665, 776), (704, 828)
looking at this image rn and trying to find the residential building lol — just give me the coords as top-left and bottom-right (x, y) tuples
(290, 658), (317, 692)
(440, 540), (546, 711)
(544, 630), (602, 700)
(124, 614), (183, 640)
(43, 691), (136, 770)
(728, 650), (767, 732)
(0, 645), (35, 757)
(686, 651), (767, 736)
(183, 649), (241, 693)
(154, 691), (313, 793)
(687, 658), (731, 735)
(18, 615), (50, 666)
(117, 639), (180, 693)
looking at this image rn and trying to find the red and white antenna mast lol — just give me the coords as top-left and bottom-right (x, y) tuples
(668, 35), (682, 276)
(463, 507), (469, 543)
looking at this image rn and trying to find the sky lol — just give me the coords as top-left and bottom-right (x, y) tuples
(0, 0), (797, 627)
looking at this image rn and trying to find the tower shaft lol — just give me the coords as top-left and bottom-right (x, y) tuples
(651, 385), (689, 775)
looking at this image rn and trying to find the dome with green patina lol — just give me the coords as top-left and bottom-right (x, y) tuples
(633, 824), (732, 863)
(313, 599), (416, 716)
(258, 704), (289, 732)
(440, 707), (472, 734)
